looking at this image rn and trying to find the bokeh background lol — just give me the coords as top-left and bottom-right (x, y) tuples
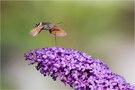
(1, 1), (134, 90)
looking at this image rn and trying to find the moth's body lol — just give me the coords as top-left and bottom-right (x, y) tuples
(31, 22), (67, 36)
(38, 22), (54, 30)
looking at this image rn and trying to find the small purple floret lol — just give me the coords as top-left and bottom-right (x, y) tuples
(24, 46), (135, 90)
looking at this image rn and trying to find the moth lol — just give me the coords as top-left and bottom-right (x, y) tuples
(30, 22), (67, 37)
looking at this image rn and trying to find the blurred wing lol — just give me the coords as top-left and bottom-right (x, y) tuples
(51, 27), (67, 36)
(30, 26), (43, 36)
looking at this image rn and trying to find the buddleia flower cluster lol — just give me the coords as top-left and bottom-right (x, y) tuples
(24, 46), (135, 90)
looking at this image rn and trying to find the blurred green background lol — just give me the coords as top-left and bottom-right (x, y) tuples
(1, 1), (134, 89)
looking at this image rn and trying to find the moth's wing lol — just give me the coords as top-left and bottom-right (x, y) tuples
(50, 27), (67, 36)
(30, 26), (44, 36)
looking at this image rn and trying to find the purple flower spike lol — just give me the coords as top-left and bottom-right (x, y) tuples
(24, 46), (135, 90)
